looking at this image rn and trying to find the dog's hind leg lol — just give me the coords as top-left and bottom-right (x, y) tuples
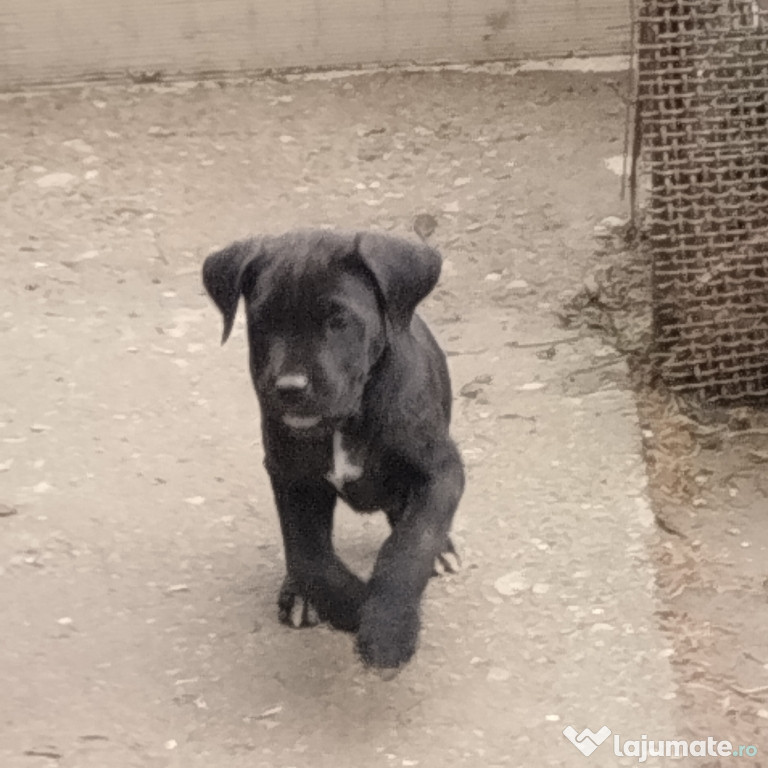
(384, 508), (460, 578)
(271, 480), (366, 633)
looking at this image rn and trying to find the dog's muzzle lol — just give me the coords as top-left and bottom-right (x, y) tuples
(274, 374), (321, 430)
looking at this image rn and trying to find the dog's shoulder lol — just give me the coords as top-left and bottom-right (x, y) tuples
(361, 314), (453, 468)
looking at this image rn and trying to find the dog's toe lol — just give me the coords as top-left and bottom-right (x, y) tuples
(432, 539), (461, 577)
(278, 583), (321, 629)
(289, 596), (320, 628)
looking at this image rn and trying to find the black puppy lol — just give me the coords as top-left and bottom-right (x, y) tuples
(203, 229), (464, 672)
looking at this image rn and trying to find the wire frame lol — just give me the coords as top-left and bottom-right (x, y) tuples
(634, 0), (768, 402)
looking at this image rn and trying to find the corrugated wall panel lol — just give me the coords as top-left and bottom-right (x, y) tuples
(0, 0), (629, 87)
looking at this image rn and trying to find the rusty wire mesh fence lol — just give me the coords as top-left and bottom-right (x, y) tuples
(634, 0), (768, 402)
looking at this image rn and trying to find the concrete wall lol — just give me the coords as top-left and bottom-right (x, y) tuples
(0, 1), (629, 88)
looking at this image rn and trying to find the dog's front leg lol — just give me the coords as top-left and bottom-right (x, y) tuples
(271, 479), (366, 633)
(356, 447), (465, 671)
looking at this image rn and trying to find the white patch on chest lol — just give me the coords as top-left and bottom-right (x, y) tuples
(326, 431), (363, 491)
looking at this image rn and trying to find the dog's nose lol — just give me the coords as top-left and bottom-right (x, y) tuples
(275, 374), (310, 407)
(275, 374), (309, 392)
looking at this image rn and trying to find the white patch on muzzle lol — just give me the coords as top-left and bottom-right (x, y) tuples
(283, 415), (321, 429)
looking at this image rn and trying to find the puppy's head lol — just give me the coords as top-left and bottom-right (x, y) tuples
(202, 229), (441, 435)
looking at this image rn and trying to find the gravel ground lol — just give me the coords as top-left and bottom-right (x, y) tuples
(2, 68), (762, 767)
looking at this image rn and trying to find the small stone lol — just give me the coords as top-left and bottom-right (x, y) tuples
(544, 714), (560, 722)
(164, 739), (177, 750)
(57, 617), (73, 626)
(62, 138), (94, 153)
(443, 201), (460, 213)
(532, 583), (550, 595)
(494, 571), (530, 596)
(454, 177), (471, 187)
(757, 709), (768, 719)
(506, 279), (529, 290)
(516, 382), (546, 391)
(33, 481), (52, 494)
(603, 156), (625, 176)
(484, 272), (502, 282)
(459, 380), (485, 399)
(599, 215), (626, 229)
(486, 667), (511, 682)
(279, 135), (295, 144)
(36, 172), (77, 188)
(413, 213), (437, 240)
(30, 424), (52, 433)
(0, 504), (18, 517)
(194, 695), (208, 709)
(185, 496), (205, 505)
(165, 584), (190, 594)
(660, 691), (677, 700)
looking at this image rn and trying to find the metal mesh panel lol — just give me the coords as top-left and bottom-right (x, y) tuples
(635, 0), (768, 402)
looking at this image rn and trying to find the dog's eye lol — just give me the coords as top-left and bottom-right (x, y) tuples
(326, 308), (349, 331)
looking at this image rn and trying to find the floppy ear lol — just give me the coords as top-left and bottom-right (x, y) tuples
(202, 238), (263, 344)
(355, 232), (442, 329)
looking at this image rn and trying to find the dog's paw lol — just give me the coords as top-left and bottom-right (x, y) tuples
(432, 537), (461, 577)
(355, 598), (420, 672)
(278, 581), (321, 629)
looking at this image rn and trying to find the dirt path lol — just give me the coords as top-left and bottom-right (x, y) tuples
(1, 68), (760, 767)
